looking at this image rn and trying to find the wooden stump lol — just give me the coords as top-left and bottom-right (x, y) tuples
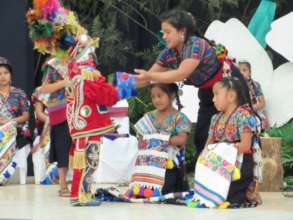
(259, 137), (284, 192)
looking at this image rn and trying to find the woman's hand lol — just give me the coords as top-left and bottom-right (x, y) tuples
(134, 69), (152, 87)
(134, 69), (150, 80)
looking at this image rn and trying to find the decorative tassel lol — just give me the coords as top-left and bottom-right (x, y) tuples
(153, 188), (161, 197)
(215, 43), (228, 62)
(187, 201), (198, 208)
(128, 188), (134, 197)
(133, 185), (140, 196)
(138, 186), (145, 197)
(81, 68), (100, 80)
(143, 187), (153, 198)
(72, 151), (86, 169)
(166, 159), (174, 169)
(232, 166), (241, 181)
(218, 201), (230, 209)
(68, 155), (74, 169)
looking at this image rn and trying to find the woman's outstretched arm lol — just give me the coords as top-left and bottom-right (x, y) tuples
(135, 58), (199, 84)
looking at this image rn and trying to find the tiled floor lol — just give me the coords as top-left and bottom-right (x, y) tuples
(0, 185), (293, 220)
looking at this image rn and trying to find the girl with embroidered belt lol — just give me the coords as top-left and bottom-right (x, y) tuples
(134, 10), (251, 156)
(135, 83), (192, 195)
(206, 77), (262, 205)
(39, 63), (72, 197)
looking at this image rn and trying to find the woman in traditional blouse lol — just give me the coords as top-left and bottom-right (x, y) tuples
(0, 57), (30, 148)
(135, 10), (251, 154)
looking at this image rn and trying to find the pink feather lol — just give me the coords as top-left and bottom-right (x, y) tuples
(42, 0), (62, 19)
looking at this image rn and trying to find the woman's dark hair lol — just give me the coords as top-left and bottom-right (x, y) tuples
(160, 10), (196, 42)
(238, 61), (251, 73)
(150, 83), (183, 110)
(216, 77), (246, 106)
(0, 57), (13, 74)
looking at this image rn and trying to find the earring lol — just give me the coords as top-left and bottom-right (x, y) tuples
(181, 34), (185, 42)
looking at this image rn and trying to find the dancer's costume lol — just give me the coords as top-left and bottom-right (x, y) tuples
(27, 0), (120, 205)
(66, 59), (119, 205)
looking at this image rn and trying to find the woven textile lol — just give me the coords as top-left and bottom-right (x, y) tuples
(193, 142), (239, 207)
(0, 122), (17, 175)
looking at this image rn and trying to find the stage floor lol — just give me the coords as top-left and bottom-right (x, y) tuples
(0, 184), (293, 220)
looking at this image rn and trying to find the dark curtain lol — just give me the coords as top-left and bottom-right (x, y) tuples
(0, 0), (35, 176)
(0, 0), (34, 94)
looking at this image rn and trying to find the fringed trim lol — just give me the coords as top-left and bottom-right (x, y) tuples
(71, 125), (115, 139)
(69, 155), (74, 169)
(72, 151), (86, 169)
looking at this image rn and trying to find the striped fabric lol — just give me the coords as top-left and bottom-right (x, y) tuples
(128, 115), (169, 197)
(193, 143), (238, 207)
(108, 107), (128, 117)
(134, 114), (157, 135)
(0, 122), (17, 184)
(194, 180), (225, 206)
(128, 148), (168, 197)
(47, 100), (67, 126)
(0, 161), (17, 184)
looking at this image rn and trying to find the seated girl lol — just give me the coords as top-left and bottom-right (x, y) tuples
(134, 83), (192, 195)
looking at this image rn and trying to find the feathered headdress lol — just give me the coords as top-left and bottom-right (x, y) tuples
(26, 0), (98, 59)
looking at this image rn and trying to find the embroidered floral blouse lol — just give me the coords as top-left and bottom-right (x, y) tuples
(146, 110), (192, 136)
(208, 105), (257, 143)
(0, 87), (29, 120)
(146, 110), (192, 167)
